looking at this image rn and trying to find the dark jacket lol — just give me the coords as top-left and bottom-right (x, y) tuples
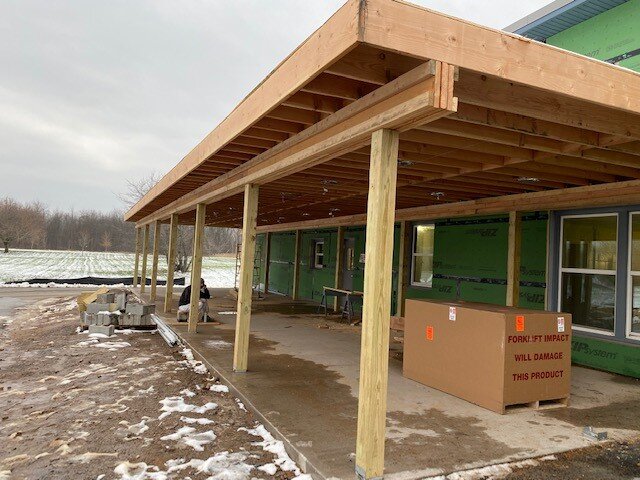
(179, 284), (211, 307)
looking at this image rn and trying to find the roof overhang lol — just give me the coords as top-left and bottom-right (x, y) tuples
(125, 0), (640, 230)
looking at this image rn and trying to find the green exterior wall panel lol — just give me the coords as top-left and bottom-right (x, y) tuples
(547, 0), (640, 72)
(572, 335), (640, 379)
(268, 232), (296, 296)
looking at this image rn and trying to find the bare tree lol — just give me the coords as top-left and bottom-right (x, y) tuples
(0, 197), (45, 253)
(78, 230), (91, 251)
(100, 231), (113, 251)
(121, 173), (240, 273)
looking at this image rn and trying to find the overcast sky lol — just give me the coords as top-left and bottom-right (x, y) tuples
(0, 0), (550, 213)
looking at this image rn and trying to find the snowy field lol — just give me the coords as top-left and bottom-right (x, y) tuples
(0, 249), (236, 288)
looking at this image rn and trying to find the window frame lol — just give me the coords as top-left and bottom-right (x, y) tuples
(557, 212), (618, 336)
(312, 240), (325, 270)
(626, 212), (640, 340)
(410, 223), (435, 288)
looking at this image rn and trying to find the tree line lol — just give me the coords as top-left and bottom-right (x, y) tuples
(0, 196), (240, 259)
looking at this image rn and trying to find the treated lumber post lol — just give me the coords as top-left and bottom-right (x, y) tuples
(263, 232), (271, 294)
(355, 128), (399, 480)
(233, 184), (259, 373)
(164, 213), (179, 314)
(506, 211), (522, 307)
(133, 227), (142, 287)
(333, 226), (345, 311)
(292, 230), (301, 300)
(395, 220), (410, 317)
(150, 220), (161, 300)
(140, 224), (150, 294)
(188, 203), (206, 334)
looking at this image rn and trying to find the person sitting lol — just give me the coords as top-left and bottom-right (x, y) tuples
(177, 278), (211, 322)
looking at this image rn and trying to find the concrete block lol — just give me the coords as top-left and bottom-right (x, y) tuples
(82, 312), (96, 326)
(89, 324), (114, 336)
(86, 302), (116, 314)
(125, 303), (155, 316)
(96, 293), (116, 303)
(115, 292), (127, 311)
(97, 312), (120, 326)
(120, 313), (153, 327)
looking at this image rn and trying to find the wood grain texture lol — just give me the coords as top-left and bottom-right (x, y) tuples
(506, 211), (522, 307)
(164, 213), (179, 314)
(233, 184), (259, 373)
(140, 224), (150, 294)
(188, 203), (206, 334)
(355, 128), (399, 479)
(150, 220), (161, 300)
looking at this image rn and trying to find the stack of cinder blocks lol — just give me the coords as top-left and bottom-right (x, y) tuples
(121, 303), (155, 327)
(80, 289), (155, 332)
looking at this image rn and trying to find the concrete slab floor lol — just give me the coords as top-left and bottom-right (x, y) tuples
(148, 287), (640, 480)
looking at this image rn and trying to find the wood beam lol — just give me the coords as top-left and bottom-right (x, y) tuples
(356, 128), (399, 479)
(257, 178), (640, 233)
(233, 184), (259, 373)
(164, 213), (179, 314)
(292, 230), (302, 300)
(506, 211), (522, 307)
(334, 226), (345, 311)
(362, 0), (640, 114)
(140, 224), (150, 294)
(188, 203), (206, 334)
(133, 227), (142, 287)
(135, 60), (457, 226)
(395, 220), (409, 317)
(150, 221), (161, 300)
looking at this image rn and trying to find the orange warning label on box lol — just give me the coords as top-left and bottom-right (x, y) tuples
(515, 315), (525, 332)
(426, 325), (434, 341)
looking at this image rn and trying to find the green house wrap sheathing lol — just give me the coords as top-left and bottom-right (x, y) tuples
(405, 213), (547, 309)
(547, 0), (640, 73)
(298, 229), (339, 302)
(572, 335), (640, 378)
(267, 232), (296, 296)
(254, 233), (268, 292)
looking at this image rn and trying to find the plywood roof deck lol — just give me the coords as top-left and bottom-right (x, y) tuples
(125, 0), (640, 230)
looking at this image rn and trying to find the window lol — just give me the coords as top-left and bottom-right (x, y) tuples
(313, 240), (324, 269)
(628, 213), (640, 338)
(559, 214), (617, 333)
(411, 224), (434, 287)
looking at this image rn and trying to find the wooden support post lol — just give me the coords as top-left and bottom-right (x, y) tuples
(334, 226), (345, 311)
(263, 232), (271, 294)
(133, 227), (141, 287)
(188, 203), (206, 334)
(355, 128), (399, 480)
(140, 224), (150, 293)
(506, 211), (522, 307)
(292, 230), (301, 300)
(150, 220), (161, 300)
(395, 221), (410, 317)
(164, 213), (179, 314)
(233, 184), (259, 373)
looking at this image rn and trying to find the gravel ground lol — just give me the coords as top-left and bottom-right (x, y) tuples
(0, 295), (309, 479)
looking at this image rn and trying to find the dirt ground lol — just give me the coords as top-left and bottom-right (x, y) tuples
(0, 295), (310, 479)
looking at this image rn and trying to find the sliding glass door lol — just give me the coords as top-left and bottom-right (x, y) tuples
(628, 213), (640, 338)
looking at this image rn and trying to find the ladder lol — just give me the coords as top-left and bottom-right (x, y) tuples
(234, 242), (264, 299)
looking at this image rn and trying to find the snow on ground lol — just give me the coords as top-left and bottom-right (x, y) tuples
(0, 249), (236, 288)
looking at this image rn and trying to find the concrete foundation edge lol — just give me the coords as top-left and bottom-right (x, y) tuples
(176, 334), (327, 480)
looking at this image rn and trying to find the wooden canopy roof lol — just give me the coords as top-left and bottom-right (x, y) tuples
(125, 0), (640, 231)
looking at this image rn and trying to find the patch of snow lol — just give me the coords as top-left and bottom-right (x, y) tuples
(160, 426), (216, 451)
(93, 341), (131, 350)
(180, 416), (214, 425)
(235, 398), (247, 412)
(114, 461), (167, 480)
(217, 311), (237, 315)
(166, 451), (254, 479)
(258, 463), (278, 475)
(240, 424), (304, 476)
(210, 384), (229, 393)
(179, 348), (208, 374)
(158, 396), (217, 420)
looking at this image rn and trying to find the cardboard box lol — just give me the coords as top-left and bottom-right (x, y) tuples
(403, 299), (571, 414)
